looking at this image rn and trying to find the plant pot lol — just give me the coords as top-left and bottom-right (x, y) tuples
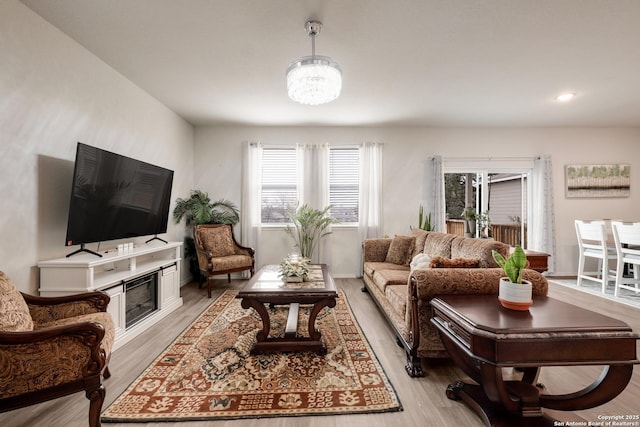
(284, 275), (304, 283)
(498, 278), (533, 311)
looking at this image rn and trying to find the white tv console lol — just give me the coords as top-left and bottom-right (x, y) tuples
(38, 241), (183, 351)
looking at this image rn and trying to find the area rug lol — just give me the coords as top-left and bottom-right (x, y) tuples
(549, 278), (640, 309)
(102, 290), (401, 422)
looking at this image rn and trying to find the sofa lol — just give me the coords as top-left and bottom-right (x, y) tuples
(361, 229), (549, 377)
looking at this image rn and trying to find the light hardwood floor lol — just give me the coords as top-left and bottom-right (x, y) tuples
(2, 278), (639, 427)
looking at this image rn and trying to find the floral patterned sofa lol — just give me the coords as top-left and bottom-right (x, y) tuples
(361, 229), (549, 377)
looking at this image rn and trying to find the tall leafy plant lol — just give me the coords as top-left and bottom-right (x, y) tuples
(284, 203), (339, 260)
(417, 204), (434, 231)
(173, 190), (239, 227)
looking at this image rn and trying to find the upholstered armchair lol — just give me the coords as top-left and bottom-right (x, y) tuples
(193, 224), (255, 298)
(0, 271), (114, 427)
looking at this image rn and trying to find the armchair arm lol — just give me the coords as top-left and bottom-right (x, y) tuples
(0, 322), (106, 398)
(194, 241), (213, 271)
(362, 238), (392, 263)
(23, 291), (110, 325)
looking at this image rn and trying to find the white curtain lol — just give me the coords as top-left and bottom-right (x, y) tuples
(530, 154), (556, 272)
(357, 142), (383, 275)
(296, 143), (331, 264)
(241, 141), (262, 270)
(424, 156), (446, 232)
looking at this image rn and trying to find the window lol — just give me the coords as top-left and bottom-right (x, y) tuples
(259, 145), (360, 224)
(261, 147), (296, 223)
(329, 147), (359, 223)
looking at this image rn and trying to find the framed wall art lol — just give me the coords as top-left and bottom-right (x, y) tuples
(565, 164), (630, 198)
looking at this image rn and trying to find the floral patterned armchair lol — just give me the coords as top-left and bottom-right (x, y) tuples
(193, 224), (255, 297)
(0, 271), (114, 427)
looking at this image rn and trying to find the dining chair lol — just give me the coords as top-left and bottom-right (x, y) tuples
(574, 220), (616, 293)
(611, 221), (640, 297)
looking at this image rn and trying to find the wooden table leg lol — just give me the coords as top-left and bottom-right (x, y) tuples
(240, 297), (271, 342)
(307, 297), (337, 341)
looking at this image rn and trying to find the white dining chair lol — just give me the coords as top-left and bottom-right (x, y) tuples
(575, 220), (616, 293)
(611, 221), (640, 297)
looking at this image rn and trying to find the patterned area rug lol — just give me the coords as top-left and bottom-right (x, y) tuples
(102, 290), (401, 422)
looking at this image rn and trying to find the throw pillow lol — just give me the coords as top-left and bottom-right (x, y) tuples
(410, 253), (432, 271)
(200, 226), (235, 257)
(429, 256), (480, 269)
(385, 235), (416, 265)
(0, 271), (34, 332)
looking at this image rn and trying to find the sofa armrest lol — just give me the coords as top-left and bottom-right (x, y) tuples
(362, 238), (392, 263)
(409, 267), (548, 302)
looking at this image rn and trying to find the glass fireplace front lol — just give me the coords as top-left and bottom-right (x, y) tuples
(125, 272), (158, 328)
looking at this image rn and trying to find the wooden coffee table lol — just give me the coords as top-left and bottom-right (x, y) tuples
(237, 264), (337, 354)
(430, 294), (639, 427)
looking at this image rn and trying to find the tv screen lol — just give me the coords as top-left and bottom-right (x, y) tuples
(65, 143), (174, 249)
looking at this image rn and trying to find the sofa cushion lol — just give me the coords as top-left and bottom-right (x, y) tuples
(411, 229), (429, 257)
(451, 237), (509, 268)
(385, 235), (415, 265)
(429, 256), (480, 268)
(385, 285), (408, 322)
(423, 232), (457, 258)
(201, 226), (235, 257)
(364, 262), (409, 277)
(372, 269), (410, 293)
(0, 271), (34, 332)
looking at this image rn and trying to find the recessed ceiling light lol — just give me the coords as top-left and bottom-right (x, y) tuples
(555, 92), (576, 102)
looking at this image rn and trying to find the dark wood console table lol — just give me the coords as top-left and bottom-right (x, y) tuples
(430, 295), (638, 426)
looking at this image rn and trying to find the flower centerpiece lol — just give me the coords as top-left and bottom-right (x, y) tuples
(279, 254), (310, 282)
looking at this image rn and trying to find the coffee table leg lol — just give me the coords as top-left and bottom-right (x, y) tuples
(240, 297), (271, 342)
(308, 297), (337, 341)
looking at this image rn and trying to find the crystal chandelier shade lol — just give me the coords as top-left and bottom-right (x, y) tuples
(286, 21), (342, 105)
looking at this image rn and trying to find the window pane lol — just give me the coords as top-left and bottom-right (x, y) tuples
(261, 148), (297, 223)
(330, 148), (359, 222)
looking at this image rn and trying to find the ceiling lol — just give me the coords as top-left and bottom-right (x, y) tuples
(20, 0), (640, 127)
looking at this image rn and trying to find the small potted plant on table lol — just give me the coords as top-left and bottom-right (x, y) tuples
(492, 245), (532, 311)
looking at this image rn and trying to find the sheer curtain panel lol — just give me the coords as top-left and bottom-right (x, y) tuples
(424, 156), (446, 232)
(530, 154), (556, 272)
(297, 144), (332, 264)
(357, 142), (383, 275)
(241, 141), (262, 270)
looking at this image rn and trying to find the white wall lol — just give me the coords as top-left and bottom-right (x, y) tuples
(0, 1), (195, 293)
(195, 126), (640, 276)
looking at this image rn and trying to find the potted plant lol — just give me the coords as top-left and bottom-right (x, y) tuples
(462, 207), (476, 237)
(284, 203), (339, 261)
(173, 190), (240, 280)
(492, 245), (532, 311)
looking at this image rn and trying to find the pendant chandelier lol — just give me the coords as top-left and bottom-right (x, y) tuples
(286, 20), (342, 106)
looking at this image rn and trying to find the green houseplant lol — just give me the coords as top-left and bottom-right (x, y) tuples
(284, 203), (339, 260)
(492, 245), (532, 310)
(416, 204), (434, 231)
(173, 190), (240, 280)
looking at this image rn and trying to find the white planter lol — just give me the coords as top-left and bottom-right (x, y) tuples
(498, 278), (533, 311)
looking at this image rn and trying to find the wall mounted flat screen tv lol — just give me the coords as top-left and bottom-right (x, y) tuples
(65, 143), (174, 257)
